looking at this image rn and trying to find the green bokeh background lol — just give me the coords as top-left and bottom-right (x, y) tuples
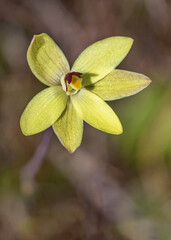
(0, 0), (171, 239)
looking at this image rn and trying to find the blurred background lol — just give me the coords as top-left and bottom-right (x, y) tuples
(0, 0), (171, 239)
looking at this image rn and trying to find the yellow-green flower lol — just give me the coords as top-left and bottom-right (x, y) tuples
(20, 33), (151, 153)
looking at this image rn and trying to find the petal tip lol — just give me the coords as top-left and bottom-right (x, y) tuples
(128, 37), (134, 49)
(20, 117), (29, 136)
(113, 120), (123, 135)
(147, 77), (152, 85)
(20, 125), (29, 136)
(120, 126), (124, 134)
(128, 37), (134, 42)
(143, 76), (152, 88)
(66, 142), (81, 154)
(117, 124), (123, 135)
(64, 145), (80, 154)
(68, 148), (77, 154)
(29, 33), (47, 49)
(114, 116), (123, 135)
(125, 36), (134, 45)
(21, 130), (30, 136)
(27, 35), (36, 55)
(30, 35), (36, 45)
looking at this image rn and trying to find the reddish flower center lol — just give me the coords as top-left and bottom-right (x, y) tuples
(64, 72), (83, 91)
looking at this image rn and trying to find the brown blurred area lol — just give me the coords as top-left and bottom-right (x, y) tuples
(0, 0), (171, 239)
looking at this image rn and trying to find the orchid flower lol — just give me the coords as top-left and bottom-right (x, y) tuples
(20, 33), (151, 153)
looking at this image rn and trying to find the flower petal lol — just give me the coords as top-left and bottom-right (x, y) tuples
(20, 86), (68, 135)
(27, 33), (70, 86)
(53, 100), (83, 153)
(71, 89), (123, 134)
(87, 69), (152, 101)
(71, 37), (133, 86)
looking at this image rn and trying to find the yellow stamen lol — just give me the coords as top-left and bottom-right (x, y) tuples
(70, 75), (82, 90)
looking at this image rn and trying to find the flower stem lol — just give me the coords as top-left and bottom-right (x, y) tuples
(20, 128), (52, 194)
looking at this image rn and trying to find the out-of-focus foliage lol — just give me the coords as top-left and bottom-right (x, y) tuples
(0, 0), (171, 239)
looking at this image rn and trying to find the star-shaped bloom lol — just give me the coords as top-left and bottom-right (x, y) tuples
(20, 33), (151, 153)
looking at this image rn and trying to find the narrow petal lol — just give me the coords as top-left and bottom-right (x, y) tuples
(53, 100), (83, 153)
(87, 69), (152, 101)
(20, 86), (68, 135)
(71, 37), (133, 86)
(71, 89), (123, 134)
(27, 33), (70, 86)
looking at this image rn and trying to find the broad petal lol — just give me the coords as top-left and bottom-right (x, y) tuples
(87, 69), (152, 101)
(71, 37), (133, 86)
(71, 89), (123, 134)
(53, 100), (83, 153)
(20, 86), (68, 135)
(27, 33), (70, 86)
